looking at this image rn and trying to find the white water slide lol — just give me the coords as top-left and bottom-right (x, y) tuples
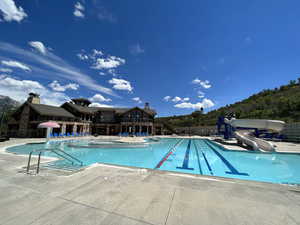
(224, 119), (285, 151)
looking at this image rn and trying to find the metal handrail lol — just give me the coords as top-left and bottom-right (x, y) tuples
(55, 149), (83, 166)
(51, 149), (77, 165)
(26, 147), (83, 174)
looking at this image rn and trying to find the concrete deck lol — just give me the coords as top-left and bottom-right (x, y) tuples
(1, 137), (300, 225)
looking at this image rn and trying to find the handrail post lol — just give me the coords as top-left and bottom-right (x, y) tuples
(26, 152), (33, 174)
(36, 152), (42, 174)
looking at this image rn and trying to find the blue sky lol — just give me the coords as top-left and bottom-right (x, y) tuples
(0, 0), (300, 116)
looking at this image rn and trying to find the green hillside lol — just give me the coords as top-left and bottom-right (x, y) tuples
(156, 78), (300, 128)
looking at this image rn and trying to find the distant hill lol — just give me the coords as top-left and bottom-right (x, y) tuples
(0, 95), (20, 135)
(0, 95), (20, 114)
(156, 78), (300, 128)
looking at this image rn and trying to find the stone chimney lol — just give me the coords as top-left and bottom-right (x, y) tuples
(144, 102), (150, 110)
(27, 93), (40, 104)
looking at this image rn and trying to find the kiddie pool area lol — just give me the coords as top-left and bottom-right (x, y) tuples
(6, 137), (300, 185)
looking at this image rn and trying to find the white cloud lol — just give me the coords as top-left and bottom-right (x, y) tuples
(78, 49), (124, 74)
(92, 49), (103, 56)
(99, 72), (106, 76)
(89, 93), (111, 102)
(0, 0), (27, 22)
(174, 98), (215, 110)
(0, 76), (70, 106)
(48, 80), (79, 92)
(163, 96), (171, 102)
(183, 97), (190, 102)
(77, 53), (89, 60)
(192, 78), (211, 89)
(132, 97), (142, 104)
(107, 69), (116, 75)
(92, 56), (125, 70)
(74, 9), (84, 18)
(28, 41), (48, 55)
(0, 42), (116, 96)
(108, 78), (133, 92)
(198, 90), (205, 98)
(0, 68), (12, 73)
(89, 102), (114, 108)
(75, 2), (84, 11)
(1, 60), (31, 71)
(172, 96), (182, 102)
(74, 2), (85, 18)
(129, 44), (144, 55)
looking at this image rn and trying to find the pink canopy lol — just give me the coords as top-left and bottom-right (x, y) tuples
(38, 121), (60, 128)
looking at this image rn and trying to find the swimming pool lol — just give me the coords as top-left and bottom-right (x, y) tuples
(6, 138), (300, 185)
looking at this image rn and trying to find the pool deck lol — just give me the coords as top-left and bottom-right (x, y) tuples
(0, 136), (300, 225)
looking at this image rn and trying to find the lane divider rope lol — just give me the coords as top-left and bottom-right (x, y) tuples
(155, 139), (184, 169)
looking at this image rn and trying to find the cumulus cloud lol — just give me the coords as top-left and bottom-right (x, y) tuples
(172, 96), (182, 102)
(48, 80), (79, 92)
(198, 90), (205, 98)
(92, 56), (125, 70)
(78, 49), (124, 75)
(89, 93), (111, 102)
(129, 44), (144, 55)
(108, 78), (133, 92)
(77, 53), (89, 60)
(28, 41), (47, 55)
(0, 0), (27, 22)
(89, 102), (114, 107)
(107, 69), (116, 75)
(174, 98), (215, 110)
(1, 60), (31, 71)
(92, 49), (103, 56)
(0, 76), (70, 106)
(74, 2), (85, 18)
(132, 97), (142, 104)
(0, 68), (12, 73)
(163, 96), (171, 102)
(183, 97), (190, 102)
(192, 78), (211, 89)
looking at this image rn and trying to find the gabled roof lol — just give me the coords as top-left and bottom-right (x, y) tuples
(29, 103), (75, 118)
(117, 107), (156, 116)
(62, 102), (98, 114)
(62, 102), (156, 116)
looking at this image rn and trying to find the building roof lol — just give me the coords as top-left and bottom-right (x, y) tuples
(116, 107), (157, 116)
(29, 103), (75, 118)
(71, 98), (91, 105)
(62, 102), (99, 114)
(63, 103), (156, 116)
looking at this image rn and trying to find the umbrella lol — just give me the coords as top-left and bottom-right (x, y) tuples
(38, 121), (60, 128)
(38, 121), (60, 141)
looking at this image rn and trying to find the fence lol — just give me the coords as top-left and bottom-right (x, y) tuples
(281, 122), (300, 143)
(175, 126), (217, 136)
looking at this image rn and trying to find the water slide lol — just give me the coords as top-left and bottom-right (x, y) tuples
(224, 119), (285, 151)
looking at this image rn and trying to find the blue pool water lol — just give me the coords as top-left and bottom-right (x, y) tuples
(6, 138), (300, 185)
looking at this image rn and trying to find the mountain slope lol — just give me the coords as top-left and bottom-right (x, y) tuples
(0, 95), (20, 114)
(156, 79), (300, 127)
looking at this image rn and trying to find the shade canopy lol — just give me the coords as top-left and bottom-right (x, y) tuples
(38, 121), (60, 128)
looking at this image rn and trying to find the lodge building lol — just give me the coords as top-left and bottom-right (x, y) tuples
(8, 93), (164, 138)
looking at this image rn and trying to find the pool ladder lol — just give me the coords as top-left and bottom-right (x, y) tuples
(26, 148), (83, 174)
